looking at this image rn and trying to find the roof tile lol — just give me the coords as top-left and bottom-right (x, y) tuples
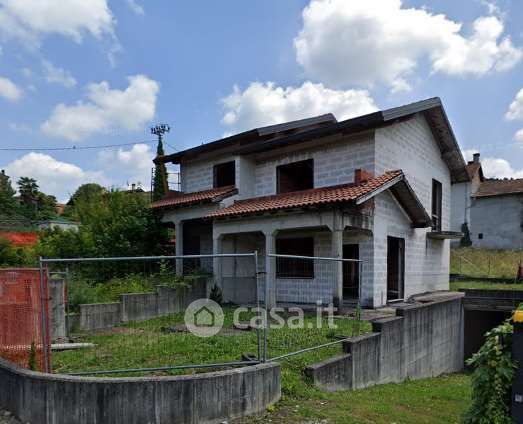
(474, 179), (523, 198)
(205, 170), (402, 219)
(151, 185), (237, 209)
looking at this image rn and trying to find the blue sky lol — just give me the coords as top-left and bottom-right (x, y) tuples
(1, 0), (523, 201)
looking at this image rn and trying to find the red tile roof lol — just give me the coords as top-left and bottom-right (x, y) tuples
(151, 185), (237, 209)
(205, 170), (403, 219)
(474, 179), (523, 198)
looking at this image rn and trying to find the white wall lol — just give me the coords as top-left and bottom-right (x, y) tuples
(470, 195), (523, 249)
(450, 182), (470, 233)
(253, 134), (375, 197)
(373, 114), (451, 306)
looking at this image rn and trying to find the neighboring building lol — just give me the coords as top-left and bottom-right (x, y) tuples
(36, 218), (79, 231)
(451, 153), (523, 249)
(152, 98), (468, 308)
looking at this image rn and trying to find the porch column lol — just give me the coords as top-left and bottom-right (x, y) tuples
(331, 229), (343, 310)
(175, 221), (183, 276)
(212, 234), (223, 292)
(264, 229), (278, 309)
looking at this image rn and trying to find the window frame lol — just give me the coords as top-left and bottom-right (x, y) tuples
(276, 159), (314, 194)
(275, 237), (315, 279)
(213, 161), (236, 188)
(431, 179), (442, 231)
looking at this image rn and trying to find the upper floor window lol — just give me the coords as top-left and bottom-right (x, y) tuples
(213, 161), (235, 188)
(277, 159), (313, 194)
(431, 179), (442, 231)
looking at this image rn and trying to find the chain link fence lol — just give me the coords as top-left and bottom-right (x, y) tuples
(40, 253), (262, 376)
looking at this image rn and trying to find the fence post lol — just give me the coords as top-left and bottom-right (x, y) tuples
(38, 257), (51, 373)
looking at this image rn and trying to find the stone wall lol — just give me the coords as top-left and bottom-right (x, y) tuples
(0, 358), (280, 424)
(305, 295), (464, 391)
(78, 280), (207, 331)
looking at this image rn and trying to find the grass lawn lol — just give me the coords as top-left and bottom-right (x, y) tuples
(450, 280), (523, 291)
(53, 308), (370, 398)
(451, 247), (522, 279)
(52, 309), (471, 422)
(237, 373), (471, 424)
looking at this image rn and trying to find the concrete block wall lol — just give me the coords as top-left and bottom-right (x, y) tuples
(372, 115), (452, 306)
(305, 295), (464, 391)
(78, 282), (207, 331)
(0, 358), (281, 424)
(254, 134), (375, 197)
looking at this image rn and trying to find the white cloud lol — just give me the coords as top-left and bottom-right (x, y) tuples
(0, 76), (21, 101)
(506, 88), (523, 121)
(294, 0), (522, 91)
(126, 0), (144, 15)
(97, 143), (154, 187)
(514, 129), (523, 144)
(41, 74), (160, 141)
(462, 148), (523, 179)
(41, 59), (76, 88)
(221, 81), (378, 134)
(0, 0), (115, 47)
(3, 152), (108, 202)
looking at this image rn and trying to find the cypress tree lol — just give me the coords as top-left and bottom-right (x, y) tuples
(153, 138), (168, 201)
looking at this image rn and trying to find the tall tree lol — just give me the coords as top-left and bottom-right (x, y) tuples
(153, 138), (168, 201)
(0, 170), (19, 216)
(17, 177), (39, 219)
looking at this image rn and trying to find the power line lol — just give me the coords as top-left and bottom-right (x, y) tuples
(0, 140), (157, 152)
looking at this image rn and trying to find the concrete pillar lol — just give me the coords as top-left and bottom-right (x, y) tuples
(331, 229), (343, 310)
(175, 221), (184, 275)
(264, 229), (278, 308)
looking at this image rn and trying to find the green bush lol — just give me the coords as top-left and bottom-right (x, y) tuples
(463, 319), (516, 423)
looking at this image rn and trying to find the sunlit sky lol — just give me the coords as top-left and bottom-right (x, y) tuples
(1, 0), (523, 201)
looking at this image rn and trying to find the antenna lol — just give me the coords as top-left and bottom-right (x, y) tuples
(150, 124), (170, 143)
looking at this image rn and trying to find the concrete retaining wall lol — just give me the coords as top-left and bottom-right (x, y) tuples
(78, 280), (207, 331)
(306, 295), (464, 391)
(0, 358), (280, 424)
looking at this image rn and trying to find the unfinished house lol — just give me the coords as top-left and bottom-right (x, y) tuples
(152, 98), (468, 308)
(451, 153), (523, 249)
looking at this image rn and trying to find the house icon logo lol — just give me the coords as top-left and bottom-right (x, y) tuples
(185, 299), (224, 337)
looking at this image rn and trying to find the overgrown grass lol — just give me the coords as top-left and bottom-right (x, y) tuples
(450, 280), (523, 291)
(451, 247), (523, 279)
(237, 373), (471, 423)
(52, 308), (370, 398)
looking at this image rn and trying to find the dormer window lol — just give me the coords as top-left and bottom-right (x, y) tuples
(277, 159), (313, 194)
(214, 161), (235, 188)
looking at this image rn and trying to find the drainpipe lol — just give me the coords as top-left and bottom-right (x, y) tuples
(512, 310), (523, 421)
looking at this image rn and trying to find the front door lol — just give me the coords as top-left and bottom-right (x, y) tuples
(343, 244), (359, 299)
(387, 236), (405, 301)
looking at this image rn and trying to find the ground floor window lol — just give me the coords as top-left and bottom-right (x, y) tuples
(276, 237), (314, 278)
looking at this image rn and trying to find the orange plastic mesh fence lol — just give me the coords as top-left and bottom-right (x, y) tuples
(0, 269), (51, 372)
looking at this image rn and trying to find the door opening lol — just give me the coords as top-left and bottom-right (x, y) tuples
(343, 244), (359, 299)
(387, 236), (405, 301)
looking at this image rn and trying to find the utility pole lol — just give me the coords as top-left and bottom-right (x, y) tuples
(151, 124), (170, 199)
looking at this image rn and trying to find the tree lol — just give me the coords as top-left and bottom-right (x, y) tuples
(153, 139), (168, 201)
(17, 177), (39, 219)
(16, 177), (57, 221)
(64, 183), (106, 218)
(0, 170), (19, 216)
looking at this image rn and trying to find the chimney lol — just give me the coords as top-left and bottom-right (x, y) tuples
(473, 153), (480, 164)
(354, 169), (374, 185)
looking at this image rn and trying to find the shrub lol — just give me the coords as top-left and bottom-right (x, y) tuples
(463, 319), (516, 424)
(209, 284), (223, 305)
